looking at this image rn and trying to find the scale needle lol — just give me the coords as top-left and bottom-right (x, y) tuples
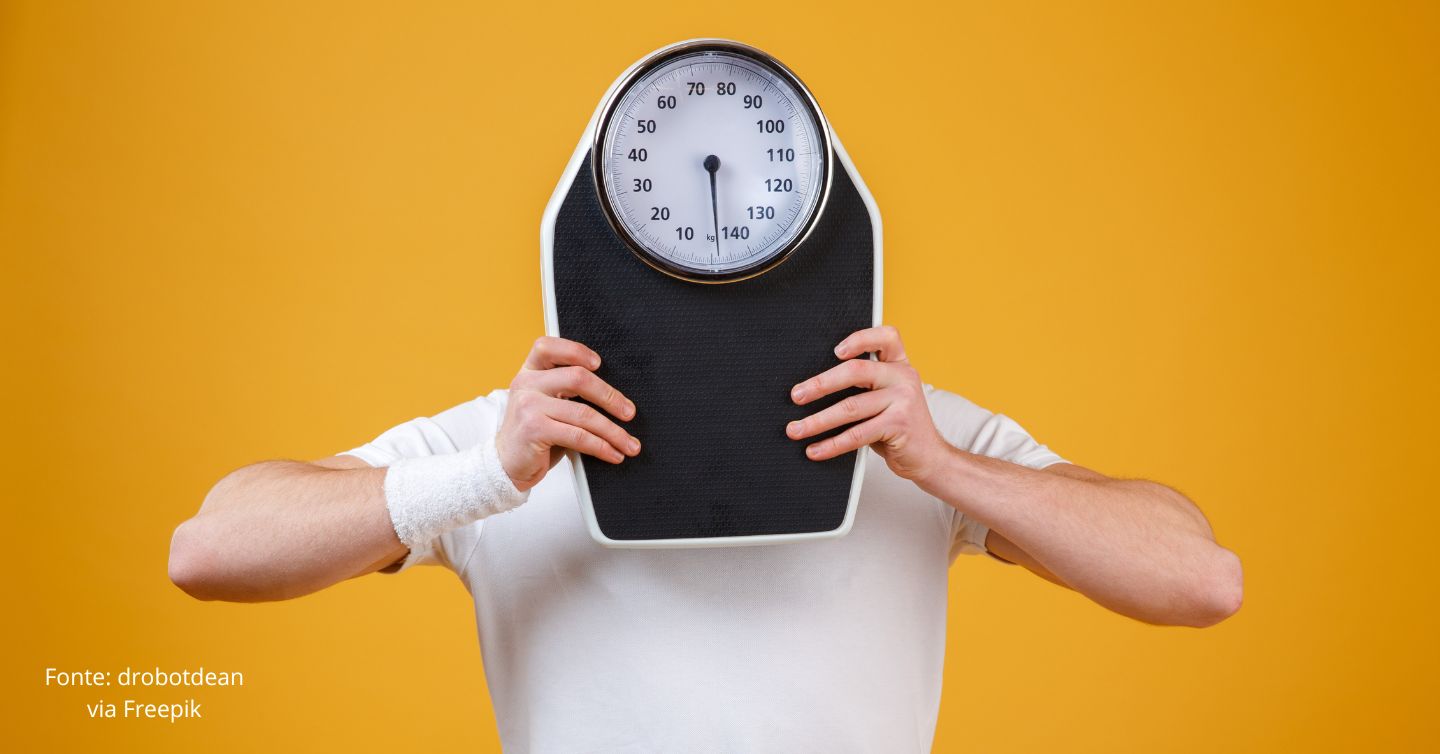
(704, 154), (721, 256)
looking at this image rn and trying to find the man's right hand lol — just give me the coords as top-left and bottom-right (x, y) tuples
(496, 337), (640, 491)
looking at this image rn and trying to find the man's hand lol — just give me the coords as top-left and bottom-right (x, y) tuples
(497, 337), (641, 491)
(787, 326), (946, 481)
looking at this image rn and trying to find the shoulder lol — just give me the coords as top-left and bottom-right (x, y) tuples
(428, 389), (510, 446)
(924, 385), (1067, 470)
(341, 389), (511, 467)
(924, 384), (995, 450)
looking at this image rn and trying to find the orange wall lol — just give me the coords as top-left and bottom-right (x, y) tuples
(2, 1), (1435, 750)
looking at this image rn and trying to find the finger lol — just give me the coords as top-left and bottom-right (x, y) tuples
(543, 397), (642, 457)
(833, 325), (907, 363)
(537, 417), (627, 464)
(529, 366), (636, 420)
(787, 389), (892, 440)
(805, 417), (890, 461)
(523, 336), (601, 372)
(792, 359), (907, 405)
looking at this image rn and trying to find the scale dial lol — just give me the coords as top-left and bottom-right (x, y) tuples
(595, 41), (832, 282)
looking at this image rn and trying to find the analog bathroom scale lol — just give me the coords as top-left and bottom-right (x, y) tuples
(541, 39), (882, 548)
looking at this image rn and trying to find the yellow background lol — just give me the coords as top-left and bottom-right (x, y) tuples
(2, 1), (1435, 750)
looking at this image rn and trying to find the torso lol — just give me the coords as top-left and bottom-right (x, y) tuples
(354, 388), (1059, 754)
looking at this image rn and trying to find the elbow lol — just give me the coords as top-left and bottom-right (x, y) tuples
(168, 520), (226, 602)
(1180, 547), (1245, 628)
(169, 516), (308, 603)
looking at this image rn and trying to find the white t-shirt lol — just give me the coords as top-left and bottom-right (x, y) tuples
(344, 386), (1064, 754)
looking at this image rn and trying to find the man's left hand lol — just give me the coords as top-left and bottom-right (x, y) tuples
(787, 326), (947, 482)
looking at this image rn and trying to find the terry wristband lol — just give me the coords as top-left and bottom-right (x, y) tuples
(382, 434), (529, 550)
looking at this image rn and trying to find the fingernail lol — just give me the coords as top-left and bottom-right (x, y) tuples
(629, 438), (641, 454)
(787, 421), (801, 437)
(807, 444), (820, 458)
(791, 385), (805, 401)
(625, 399), (636, 418)
(835, 345), (848, 358)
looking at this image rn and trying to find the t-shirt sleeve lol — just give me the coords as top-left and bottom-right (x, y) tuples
(338, 390), (509, 574)
(924, 385), (1067, 562)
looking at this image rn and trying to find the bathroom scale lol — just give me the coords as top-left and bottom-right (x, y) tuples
(541, 39), (882, 547)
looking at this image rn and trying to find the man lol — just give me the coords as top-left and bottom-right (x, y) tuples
(170, 326), (1242, 752)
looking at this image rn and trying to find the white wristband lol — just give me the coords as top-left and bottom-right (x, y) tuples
(382, 434), (529, 550)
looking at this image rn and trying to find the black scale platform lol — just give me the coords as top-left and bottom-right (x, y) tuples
(553, 150), (873, 540)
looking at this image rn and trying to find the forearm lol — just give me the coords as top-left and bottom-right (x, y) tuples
(918, 449), (1243, 627)
(169, 458), (405, 603)
(168, 339), (633, 604)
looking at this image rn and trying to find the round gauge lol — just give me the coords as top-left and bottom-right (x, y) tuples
(595, 41), (833, 283)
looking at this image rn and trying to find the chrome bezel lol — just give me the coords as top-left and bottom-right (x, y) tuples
(591, 39), (835, 284)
